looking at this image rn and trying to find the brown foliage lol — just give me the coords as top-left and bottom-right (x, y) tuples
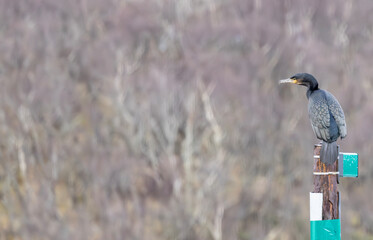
(0, 0), (372, 239)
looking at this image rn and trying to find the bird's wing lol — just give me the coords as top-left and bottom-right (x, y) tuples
(325, 91), (347, 138)
(308, 91), (330, 141)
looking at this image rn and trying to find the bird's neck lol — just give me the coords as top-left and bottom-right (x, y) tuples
(309, 81), (319, 91)
(306, 84), (318, 99)
(306, 81), (318, 98)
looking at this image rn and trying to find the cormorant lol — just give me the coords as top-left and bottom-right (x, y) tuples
(279, 73), (347, 165)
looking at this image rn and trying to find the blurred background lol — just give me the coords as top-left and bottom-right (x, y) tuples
(0, 0), (372, 239)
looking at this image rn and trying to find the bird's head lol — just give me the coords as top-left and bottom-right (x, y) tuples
(279, 73), (318, 91)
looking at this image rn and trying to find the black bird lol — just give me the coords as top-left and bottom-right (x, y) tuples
(279, 73), (347, 164)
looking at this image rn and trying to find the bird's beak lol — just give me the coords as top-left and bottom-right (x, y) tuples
(279, 78), (298, 84)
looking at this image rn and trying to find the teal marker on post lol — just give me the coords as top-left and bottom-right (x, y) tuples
(310, 219), (341, 240)
(310, 193), (341, 240)
(339, 153), (358, 178)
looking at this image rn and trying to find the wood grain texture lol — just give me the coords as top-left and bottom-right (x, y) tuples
(313, 144), (339, 220)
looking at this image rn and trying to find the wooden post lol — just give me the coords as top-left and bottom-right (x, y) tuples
(310, 145), (357, 239)
(313, 144), (339, 219)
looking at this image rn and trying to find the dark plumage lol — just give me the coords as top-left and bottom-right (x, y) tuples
(280, 73), (347, 164)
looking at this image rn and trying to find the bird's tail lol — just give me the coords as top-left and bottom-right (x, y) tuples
(321, 141), (338, 165)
